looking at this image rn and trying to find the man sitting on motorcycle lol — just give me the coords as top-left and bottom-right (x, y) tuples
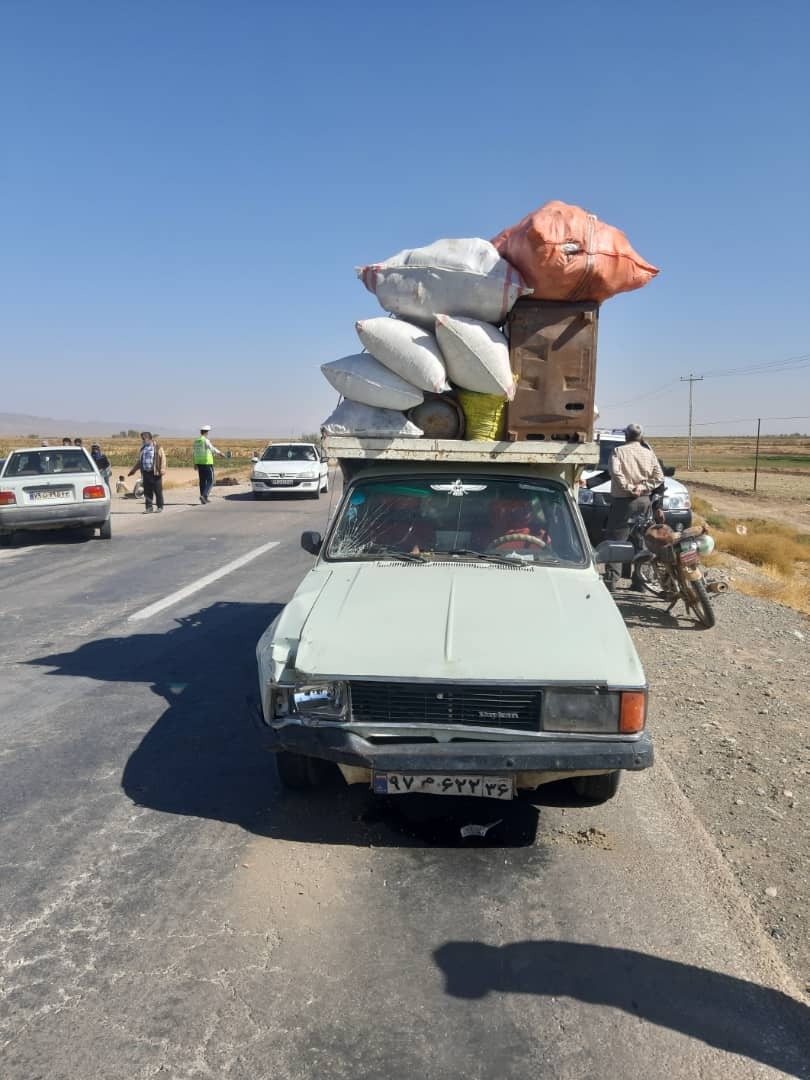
(604, 423), (664, 594)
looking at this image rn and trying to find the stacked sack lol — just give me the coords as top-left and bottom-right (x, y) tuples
(321, 237), (530, 440)
(321, 204), (657, 441)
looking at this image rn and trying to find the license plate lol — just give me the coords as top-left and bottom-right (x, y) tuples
(270, 479), (296, 486)
(30, 488), (72, 502)
(372, 772), (514, 800)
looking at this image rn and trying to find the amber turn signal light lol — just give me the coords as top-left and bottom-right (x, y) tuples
(619, 691), (646, 733)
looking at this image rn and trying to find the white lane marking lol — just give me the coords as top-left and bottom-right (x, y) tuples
(129, 540), (280, 621)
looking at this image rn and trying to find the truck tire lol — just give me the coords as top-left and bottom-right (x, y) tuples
(572, 771), (621, 804)
(278, 756), (317, 790)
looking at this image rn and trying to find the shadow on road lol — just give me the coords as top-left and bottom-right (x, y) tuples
(27, 601), (542, 847)
(433, 940), (810, 1079)
(615, 590), (700, 631)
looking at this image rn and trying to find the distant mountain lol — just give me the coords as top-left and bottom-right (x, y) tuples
(0, 412), (179, 438)
(0, 412), (287, 440)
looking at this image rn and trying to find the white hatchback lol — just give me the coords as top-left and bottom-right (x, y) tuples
(251, 443), (329, 500)
(0, 446), (112, 544)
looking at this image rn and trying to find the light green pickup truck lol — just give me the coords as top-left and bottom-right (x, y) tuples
(256, 436), (651, 806)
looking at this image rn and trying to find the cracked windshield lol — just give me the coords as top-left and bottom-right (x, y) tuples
(328, 476), (587, 565)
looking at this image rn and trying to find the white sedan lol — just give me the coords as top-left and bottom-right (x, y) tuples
(0, 446), (112, 544)
(251, 443), (329, 500)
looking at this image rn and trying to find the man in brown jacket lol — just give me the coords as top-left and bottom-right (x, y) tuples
(604, 423), (664, 593)
(128, 431), (167, 513)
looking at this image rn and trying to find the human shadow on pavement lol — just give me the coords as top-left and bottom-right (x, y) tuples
(433, 940), (810, 1079)
(27, 601), (539, 847)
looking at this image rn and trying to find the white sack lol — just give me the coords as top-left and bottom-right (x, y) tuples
(321, 353), (424, 411)
(355, 317), (449, 393)
(321, 400), (423, 438)
(357, 238), (531, 326)
(435, 315), (515, 399)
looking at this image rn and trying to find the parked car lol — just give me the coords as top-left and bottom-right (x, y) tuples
(256, 436), (652, 807)
(0, 446), (112, 543)
(251, 443), (329, 500)
(577, 430), (692, 544)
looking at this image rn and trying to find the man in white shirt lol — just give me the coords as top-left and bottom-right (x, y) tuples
(604, 423), (664, 593)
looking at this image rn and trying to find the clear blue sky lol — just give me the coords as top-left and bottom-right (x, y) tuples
(2, 0), (808, 437)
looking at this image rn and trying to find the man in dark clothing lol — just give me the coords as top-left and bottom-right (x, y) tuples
(127, 432), (167, 513)
(90, 443), (112, 489)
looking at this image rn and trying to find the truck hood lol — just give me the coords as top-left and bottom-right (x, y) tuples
(292, 562), (645, 686)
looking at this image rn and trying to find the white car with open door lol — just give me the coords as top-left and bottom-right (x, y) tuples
(0, 446), (112, 544)
(251, 442), (329, 500)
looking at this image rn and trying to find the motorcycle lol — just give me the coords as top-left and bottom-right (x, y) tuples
(631, 500), (719, 629)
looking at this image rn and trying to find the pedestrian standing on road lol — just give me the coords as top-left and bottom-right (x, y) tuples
(73, 437), (83, 447)
(193, 425), (224, 505)
(62, 437), (73, 446)
(604, 423), (664, 594)
(90, 443), (112, 489)
(128, 431), (167, 513)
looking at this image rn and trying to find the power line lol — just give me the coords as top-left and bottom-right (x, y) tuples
(602, 351), (810, 411)
(680, 374), (703, 469)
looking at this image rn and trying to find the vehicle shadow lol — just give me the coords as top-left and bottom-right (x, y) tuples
(4, 527), (95, 547)
(614, 590), (698, 630)
(433, 940), (810, 1078)
(26, 601), (541, 848)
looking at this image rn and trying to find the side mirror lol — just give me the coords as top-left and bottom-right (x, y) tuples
(593, 540), (636, 565)
(664, 466), (676, 477)
(301, 530), (323, 556)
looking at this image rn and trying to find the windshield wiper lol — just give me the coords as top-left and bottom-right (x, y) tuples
(443, 548), (524, 567)
(365, 544), (427, 563)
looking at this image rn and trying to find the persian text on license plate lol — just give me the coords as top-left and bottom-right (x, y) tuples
(372, 772), (513, 800)
(30, 489), (72, 501)
(271, 479), (295, 486)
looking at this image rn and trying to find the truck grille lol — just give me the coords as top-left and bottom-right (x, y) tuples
(349, 682), (542, 732)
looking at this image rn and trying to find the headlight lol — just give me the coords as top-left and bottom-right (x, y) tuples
(293, 681), (348, 719)
(302, 471), (319, 480)
(543, 688), (619, 733)
(663, 495), (690, 510)
(578, 488), (594, 505)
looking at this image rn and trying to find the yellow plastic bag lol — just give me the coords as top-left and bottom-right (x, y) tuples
(455, 388), (507, 441)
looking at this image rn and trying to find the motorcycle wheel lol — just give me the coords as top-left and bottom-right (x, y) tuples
(685, 577), (716, 629)
(636, 558), (668, 598)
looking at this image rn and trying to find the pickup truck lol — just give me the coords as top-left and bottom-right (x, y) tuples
(256, 436), (652, 805)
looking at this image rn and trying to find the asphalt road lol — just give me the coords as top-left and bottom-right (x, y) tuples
(1, 485), (808, 1080)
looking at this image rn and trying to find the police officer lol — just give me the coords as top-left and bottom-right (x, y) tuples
(193, 425), (225, 505)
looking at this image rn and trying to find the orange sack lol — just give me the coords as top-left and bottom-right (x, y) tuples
(491, 200), (659, 303)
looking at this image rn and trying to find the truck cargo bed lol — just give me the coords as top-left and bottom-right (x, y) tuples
(322, 436), (599, 465)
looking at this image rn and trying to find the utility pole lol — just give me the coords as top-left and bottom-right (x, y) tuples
(753, 417), (761, 493)
(680, 373), (704, 470)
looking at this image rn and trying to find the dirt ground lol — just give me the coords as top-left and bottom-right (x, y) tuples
(620, 585), (810, 995)
(685, 469), (810, 502)
(690, 478), (810, 535)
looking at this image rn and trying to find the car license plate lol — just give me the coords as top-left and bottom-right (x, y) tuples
(372, 772), (514, 800)
(30, 488), (72, 502)
(270, 479), (295, 486)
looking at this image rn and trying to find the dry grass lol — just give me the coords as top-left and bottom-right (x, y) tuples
(732, 565), (810, 617)
(0, 435), (288, 470)
(694, 492), (810, 616)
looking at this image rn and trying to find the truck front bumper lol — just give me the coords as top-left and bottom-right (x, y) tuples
(259, 720), (653, 774)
